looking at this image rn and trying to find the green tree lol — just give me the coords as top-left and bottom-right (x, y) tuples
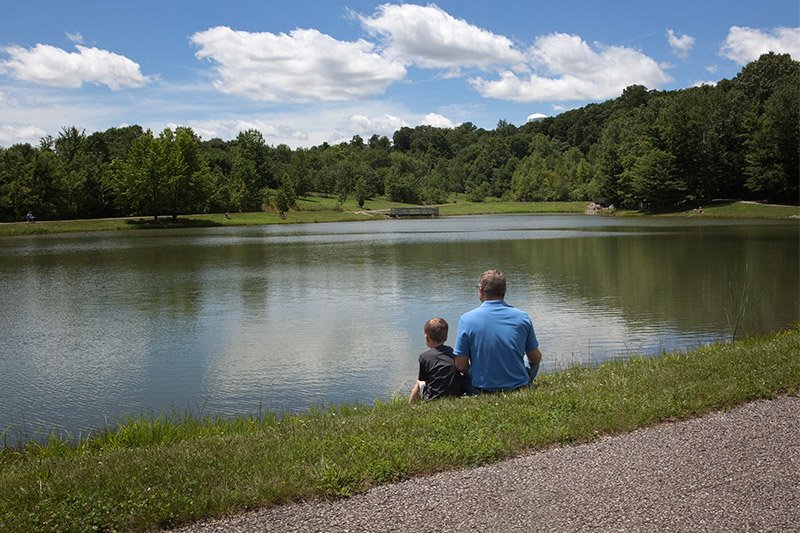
(88, 125), (146, 217)
(392, 127), (413, 152)
(627, 146), (685, 209)
(512, 134), (575, 201)
(465, 181), (489, 202)
(269, 185), (297, 213)
(231, 129), (271, 211)
(112, 130), (162, 220)
(593, 109), (654, 208)
(54, 126), (87, 218)
(159, 127), (211, 220)
(385, 152), (423, 203)
(355, 177), (368, 207)
(744, 78), (800, 203)
(733, 52), (799, 113)
(279, 149), (313, 196)
(0, 143), (36, 221)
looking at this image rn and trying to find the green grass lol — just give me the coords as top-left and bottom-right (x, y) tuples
(617, 200), (800, 219)
(438, 199), (587, 215)
(1, 198), (796, 238)
(1, 327), (798, 532)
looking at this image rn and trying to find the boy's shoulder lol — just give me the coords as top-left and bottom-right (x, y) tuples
(419, 344), (455, 359)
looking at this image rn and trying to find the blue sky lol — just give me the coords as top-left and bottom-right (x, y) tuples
(1, 1), (798, 147)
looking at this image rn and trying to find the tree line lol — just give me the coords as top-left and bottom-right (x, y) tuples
(0, 53), (797, 223)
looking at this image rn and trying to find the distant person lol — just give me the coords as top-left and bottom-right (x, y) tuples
(454, 269), (542, 393)
(25, 211), (35, 223)
(408, 318), (466, 403)
(224, 210), (231, 220)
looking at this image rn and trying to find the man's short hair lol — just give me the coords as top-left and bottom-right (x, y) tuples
(424, 317), (449, 344)
(478, 269), (506, 298)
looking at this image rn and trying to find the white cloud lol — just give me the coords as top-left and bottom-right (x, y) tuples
(470, 33), (672, 102)
(0, 77), (421, 149)
(171, 118), (309, 144)
(705, 64), (719, 73)
(419, 112), (455, 128)
(720, 26), (800, 64)
(360, 3), (526, 70)
(161, 104), (415, 148)
(66, 32), (84, 44)
(347, 113), (408, 138)
(667, 29), (694, 58)
(527, 113), (547, 122)
(190, 26), (406, 103)
(0, 43), (151, 90)
(692, 80), (717, 87)
(0, 123), (47, 145)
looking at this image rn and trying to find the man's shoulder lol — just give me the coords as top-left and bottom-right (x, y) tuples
(460, 304), (489, 320)
(461, 300), (523, 317)
(494, 301), (530, 319)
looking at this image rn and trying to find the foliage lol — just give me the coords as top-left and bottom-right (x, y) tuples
(0, 55), (797, 223)
(268, 185), (297, 213)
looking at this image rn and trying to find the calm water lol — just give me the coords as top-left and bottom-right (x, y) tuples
(1, 215), (798, 443)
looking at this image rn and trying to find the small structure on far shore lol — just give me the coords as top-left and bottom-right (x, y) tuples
(389, 207), (439, 218)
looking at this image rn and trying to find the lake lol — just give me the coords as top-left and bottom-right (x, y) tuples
(1, 214), (798, 443)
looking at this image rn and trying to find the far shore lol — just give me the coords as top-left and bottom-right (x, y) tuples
(0, 197), (797, 238)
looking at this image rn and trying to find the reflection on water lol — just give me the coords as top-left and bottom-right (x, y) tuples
(0, 215), (797, 443)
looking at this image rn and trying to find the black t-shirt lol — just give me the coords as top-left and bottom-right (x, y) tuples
(418, 344), (465, 400)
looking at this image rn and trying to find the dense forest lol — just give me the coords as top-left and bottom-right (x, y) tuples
(0, 53), (797, 223)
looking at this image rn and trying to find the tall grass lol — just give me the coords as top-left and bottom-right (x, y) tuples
(1, 327), (798, 532)
(724, 263), (754, 341)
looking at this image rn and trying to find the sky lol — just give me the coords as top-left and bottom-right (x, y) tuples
(1, 1), (798, 148)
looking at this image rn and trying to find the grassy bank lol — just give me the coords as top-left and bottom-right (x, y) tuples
(437, 199), (587, 215)
(1, 328), (798, 532)
(0, 197), (586, 238)
(616, 200), (800, 219)
(2, 198), (795, 238)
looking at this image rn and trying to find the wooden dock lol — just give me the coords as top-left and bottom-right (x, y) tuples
(388, 207), (439, 218)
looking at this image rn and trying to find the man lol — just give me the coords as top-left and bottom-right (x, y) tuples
(454, 269), (542, 393)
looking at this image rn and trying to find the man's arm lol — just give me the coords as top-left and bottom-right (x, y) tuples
(455, 355), (470, 373)
(526, 347), (542, 365)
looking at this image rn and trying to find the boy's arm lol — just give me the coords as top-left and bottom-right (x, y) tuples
(408, 381), (421, 403)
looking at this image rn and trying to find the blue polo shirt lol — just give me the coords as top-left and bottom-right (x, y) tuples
(454, 299), (538, 390)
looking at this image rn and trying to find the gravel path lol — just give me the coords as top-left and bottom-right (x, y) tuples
(169, 396), (800, 532)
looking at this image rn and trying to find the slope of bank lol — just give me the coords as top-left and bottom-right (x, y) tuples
(169, 394), (800, 532)
(1, 327), (798, 532)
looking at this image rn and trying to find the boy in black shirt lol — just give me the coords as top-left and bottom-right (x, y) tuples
(408, 317), (466, 402)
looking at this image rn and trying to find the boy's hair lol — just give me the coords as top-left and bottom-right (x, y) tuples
(424, 317), (449, 344)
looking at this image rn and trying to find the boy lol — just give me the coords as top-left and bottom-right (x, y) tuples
(408, 317), (466, 403)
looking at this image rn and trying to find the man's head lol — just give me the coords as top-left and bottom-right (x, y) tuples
(424, 317), (449, 346)
(478, 269), (506, 301)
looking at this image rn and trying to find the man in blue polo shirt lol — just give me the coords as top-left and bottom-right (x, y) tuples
(454, 269), (542, 393)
